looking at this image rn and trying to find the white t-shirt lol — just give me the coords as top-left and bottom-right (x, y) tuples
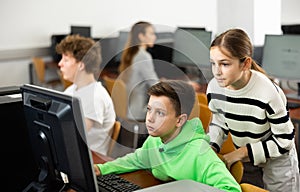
(64, 81), (116, 155)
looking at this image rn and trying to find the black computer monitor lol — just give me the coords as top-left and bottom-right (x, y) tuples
(51, 34), (67, 63)
(21, 84), (98, 192)
(172, 27), (213, 82)
(71, 25), (91, 37)
(262, 34), (300, 100)
(115, 31), (129, 63)
(281, 24), (300, 35)
(1, 86), (39, 191)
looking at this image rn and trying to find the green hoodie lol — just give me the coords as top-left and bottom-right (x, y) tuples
(97, 118), (241, 192)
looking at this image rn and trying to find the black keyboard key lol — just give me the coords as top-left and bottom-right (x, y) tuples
(97, 174), (142, 192)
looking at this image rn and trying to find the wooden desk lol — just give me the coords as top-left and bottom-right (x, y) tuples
(92, 151), (163, 188)
(289, 98), (300, 123)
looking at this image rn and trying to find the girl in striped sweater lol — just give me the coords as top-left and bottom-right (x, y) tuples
(207, 28), (299, 192)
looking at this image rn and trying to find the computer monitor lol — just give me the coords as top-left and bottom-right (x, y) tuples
(115, 31), (129, 63)
(94, 37), (119, 69)
(51, 34), (67, 63)
(172, 27), (211, 68)
(262, 34), (300, 100)
(172, 27), (213, 82)
(1, 86), (39, 191)
(71, 25), (91, 37)
(281, 24), (300, 35)
(21, 84), (98, 192)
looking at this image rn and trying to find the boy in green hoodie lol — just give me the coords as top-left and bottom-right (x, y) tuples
(94, 80), (241, 192)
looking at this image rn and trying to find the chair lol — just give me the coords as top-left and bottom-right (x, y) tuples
(102, 75), (116, 95)
(217, 153), (244, 184)
(197, 92), (208, 105)
(107, 120), (121, 157)
(189, 94), (212, 133)
(109, 79), (149, 151)
(219, 133), (235, 155)
(240, 183), (269, 192)
(218, 133), (244, 183)
(189, 94), (200, 120)
(31, 57), (61, 88)
(110, 79), (127, 119)
(230, 161), (244, 184)
(199, 103), (212, 132)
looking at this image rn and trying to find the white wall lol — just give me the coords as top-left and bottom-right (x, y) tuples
(0, 0), (299, 87)
(281, 0), (300, 24)
(0, 0), (217, 50)
(217, 0), (254, 38)
(0, 0), (217, 87)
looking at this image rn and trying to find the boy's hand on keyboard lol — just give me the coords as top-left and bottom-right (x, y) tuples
(94, 164), (102, 176)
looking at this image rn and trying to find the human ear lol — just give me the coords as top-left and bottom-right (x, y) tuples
(78, 61), (85, 71)
(243, 57), (252, 70)
(176, 114), (187, 127)
(138, 33), (145, 43)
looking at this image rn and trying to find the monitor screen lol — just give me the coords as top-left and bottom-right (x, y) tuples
(262, 34), (300, 100)
(172, 28), (213, 82)
(95, 37), (119, 69)
(21, 84), (98, 192)
(172, 28), (212, 68)
(71, 25), (91, 37)
(51, 34), (67, 63)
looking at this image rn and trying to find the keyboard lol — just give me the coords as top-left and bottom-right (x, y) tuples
(97, 174), (142, 192)
(288, 102), (300, 109)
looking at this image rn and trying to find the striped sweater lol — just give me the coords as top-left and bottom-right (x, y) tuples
(206, 70), (295, 166)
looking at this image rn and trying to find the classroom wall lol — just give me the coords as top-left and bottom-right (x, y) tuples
(0, 0), (217, 87)
(0, 0), (299, 87)
(0, 0), (217, 51)
(281, 0), (300, 24)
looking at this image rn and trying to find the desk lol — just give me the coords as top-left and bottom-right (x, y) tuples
(91, 151), (163, 188)
(289, 98), (300, 124)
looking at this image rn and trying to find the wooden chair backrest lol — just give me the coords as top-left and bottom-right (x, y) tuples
(32, 57), (46, 83)
(103, 75), (116, 95)
(197, 92), (208, 105)
(107, 121), (121, 157)
(199, 103), (212, 132)
(240, 183), (269, 192)
(111, 79), (127, 119)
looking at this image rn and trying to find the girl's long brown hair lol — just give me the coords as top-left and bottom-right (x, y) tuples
(118, 21), (152, 72)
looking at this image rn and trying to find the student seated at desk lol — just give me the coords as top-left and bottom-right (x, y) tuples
(56, 35), (116, 156)
(94, 80), (241, 192)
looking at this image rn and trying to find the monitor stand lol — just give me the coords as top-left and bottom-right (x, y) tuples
(286, 82), (300, 100)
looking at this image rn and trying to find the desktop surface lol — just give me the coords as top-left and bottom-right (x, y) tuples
(92, 152), (225, 192)
(134, 179), (224, 192)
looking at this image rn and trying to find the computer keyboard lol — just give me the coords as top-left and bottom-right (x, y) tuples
(97, 174), (142, 192)
(287, 102), (300, 109)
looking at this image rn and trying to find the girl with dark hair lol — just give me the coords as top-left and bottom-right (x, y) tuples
(118, 21), (159, 121)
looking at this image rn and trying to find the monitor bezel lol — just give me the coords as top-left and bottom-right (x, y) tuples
(21, 84), (98, 192)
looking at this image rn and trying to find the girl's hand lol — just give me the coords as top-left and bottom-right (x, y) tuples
(223, 146), (249, 169)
